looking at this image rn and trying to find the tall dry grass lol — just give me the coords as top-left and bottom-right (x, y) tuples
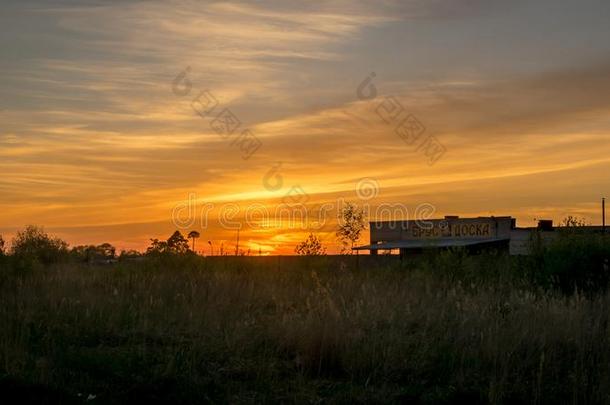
(1, 256), (610, 403)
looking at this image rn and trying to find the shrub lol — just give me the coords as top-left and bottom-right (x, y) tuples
(295, 233), (327, 256)
(10, 225), (69, 268)
(536, 232), (610, 294)
(412, 247), (525, 292)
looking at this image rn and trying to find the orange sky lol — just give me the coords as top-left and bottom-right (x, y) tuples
(1, 1), (610, 254)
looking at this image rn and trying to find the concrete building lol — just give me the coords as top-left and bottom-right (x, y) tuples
(353, 216), (606, 256)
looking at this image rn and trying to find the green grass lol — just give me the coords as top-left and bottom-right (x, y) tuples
(2, 254), (610, 404)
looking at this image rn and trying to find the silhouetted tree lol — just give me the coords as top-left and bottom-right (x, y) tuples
(0, 235), (5, 256)
(70, 245), (94, 262)
(97, 243), (116, 259)
(11, 225), (69, 266)
(147, 239), (169, 255)
(188, 230), (200, 252)
(295, 233), (327, 256)
(71, 243), (116, 263)
(561, 216), (588, 228)
(168, 231), (190, 254)
(336, 202), (366, 254)
(147, 231), (190, 255)
(119, 249), (142, 261)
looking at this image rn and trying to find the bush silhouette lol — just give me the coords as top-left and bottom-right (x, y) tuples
(529, 227), (610, 294)
(10, 226), (69, 269)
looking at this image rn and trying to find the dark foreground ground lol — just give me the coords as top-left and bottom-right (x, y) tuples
(2, 253), (610, 404)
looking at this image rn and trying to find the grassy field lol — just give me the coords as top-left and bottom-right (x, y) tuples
(2, 253), (610, 404)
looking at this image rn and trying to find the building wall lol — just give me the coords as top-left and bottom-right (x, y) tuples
(370, 217), (514, 243)
(509, 229), (559, 255)
(508, 229), (531, 255)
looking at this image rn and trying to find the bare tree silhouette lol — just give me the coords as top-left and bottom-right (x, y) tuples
(295, 233), (327, 256)
(336, 202), (366, 254)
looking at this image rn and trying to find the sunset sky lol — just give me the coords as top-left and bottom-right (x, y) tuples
(2, 0), (610, 254)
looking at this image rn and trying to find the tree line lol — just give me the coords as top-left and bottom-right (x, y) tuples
(0, 203), (369, 269)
